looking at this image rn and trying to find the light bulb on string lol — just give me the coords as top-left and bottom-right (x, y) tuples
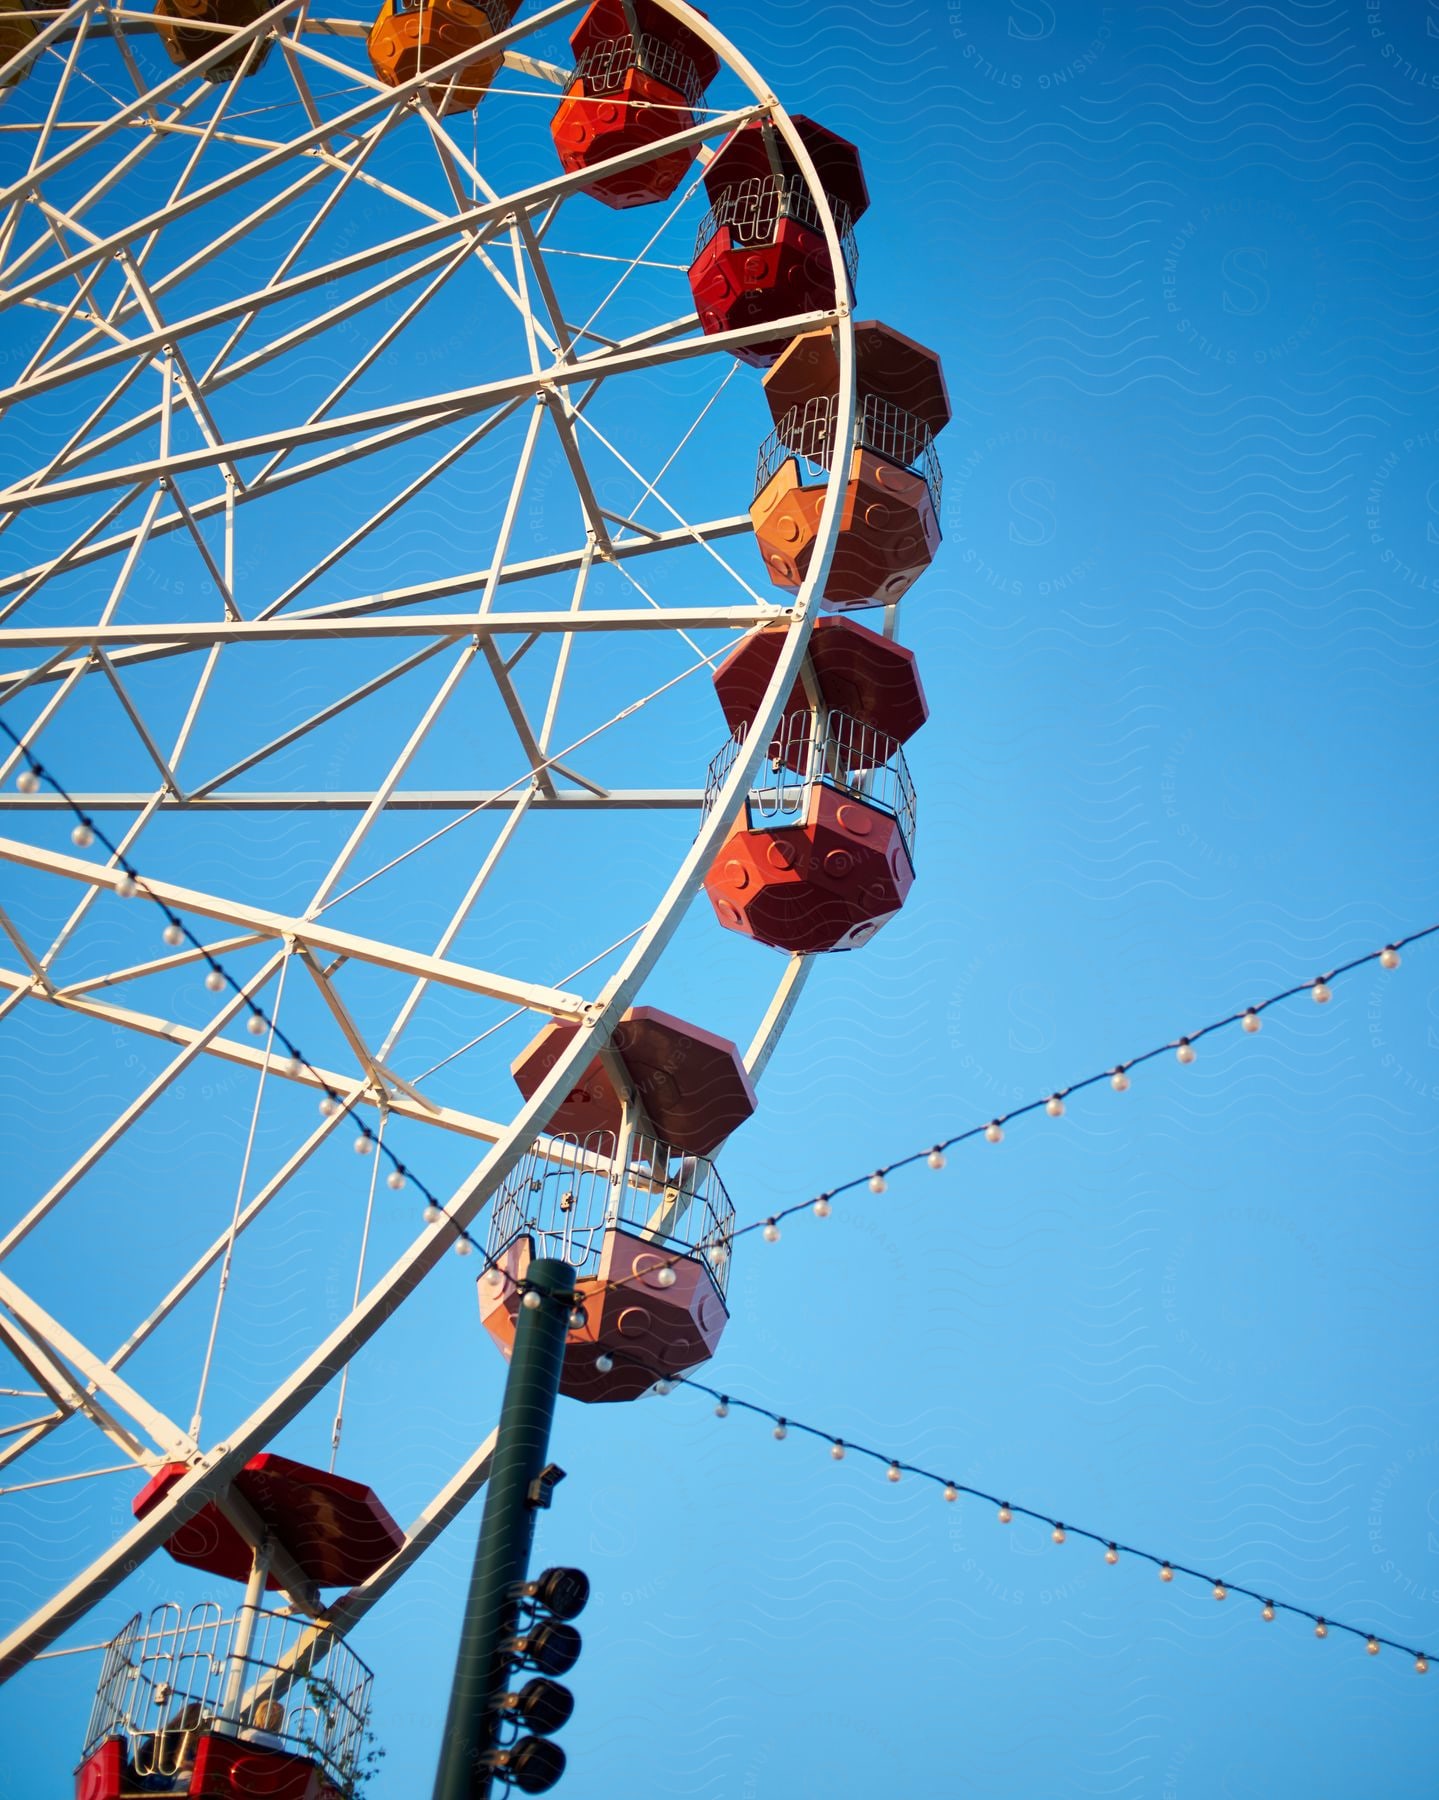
(15, 769), (39, 794)
(1416, 1656), (1429, 1674)
(998, 1504), (1012, 1524)
(519, 1281), (541, 1301)
(813, 1196), (832, 1218)
(13, 727), (1437, 1667)
(285, 1057), (303, 1079)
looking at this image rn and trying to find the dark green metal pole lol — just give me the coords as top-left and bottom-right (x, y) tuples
(433, 1257), (574, 1800)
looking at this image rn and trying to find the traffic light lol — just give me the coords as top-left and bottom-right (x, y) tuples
(504, 1617), (580, 1677)
(487, 1735), (565, 1795)
(484, 1567), (588, 1792)
(518, 1565), (589, 1620)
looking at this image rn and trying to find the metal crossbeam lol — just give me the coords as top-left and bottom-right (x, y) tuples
(0, 837), (591, 1019)
(0, 1274), (196, 1462)
(2, 789), (707, 812)
(0, 965), (505, 1145)
(0, 603), (778, 652)
(0, 311), (834, 513)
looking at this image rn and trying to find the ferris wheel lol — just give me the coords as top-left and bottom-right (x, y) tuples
(0, 0), (950, 1790)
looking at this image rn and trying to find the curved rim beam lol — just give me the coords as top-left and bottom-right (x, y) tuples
(0, 0), (857, 1680)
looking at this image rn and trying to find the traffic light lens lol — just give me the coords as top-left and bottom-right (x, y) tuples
(508, 1735), (567, 1794)
(530, 1565), (590, 1620)
(514, 1676), (574, 1736)
(515, 1617), (581, 1676)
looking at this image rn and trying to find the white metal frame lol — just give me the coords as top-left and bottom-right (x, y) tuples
(0, 0), (858, 1685)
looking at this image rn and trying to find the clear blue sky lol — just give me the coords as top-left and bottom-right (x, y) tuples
(3, 2), (1438, 1796)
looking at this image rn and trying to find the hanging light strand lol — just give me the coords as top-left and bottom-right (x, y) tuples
(0, 716), (483, 1254)
(10, 723), (1435, 1679)
(9, 716), (1437, 1300)
(476, 919), (1437, 1298)
(728, 923), (1436, 1250)
(597, 1348), (1432, 1673)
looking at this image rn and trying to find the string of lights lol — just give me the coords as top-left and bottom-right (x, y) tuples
(586, 1348), (1433, 1674)
(8, 714), (1435, 1300)
(484, 919), (1438, 1304)
(7, 722), (1436, 1680)
(727, 921), (1436, 1253)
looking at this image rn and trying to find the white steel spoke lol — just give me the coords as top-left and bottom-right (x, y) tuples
(94, 653), (181, 795)
(0, 901), (52, 994)
(53, 933), (270, 998)
(0, 525), (758, 660)
(0, 966), (504, 1143)
(0, 1274), (196, 1461)
(2, 74), (750, 314)
(0, 310), (835, 511)
(0, 603), (779, 654)
(188, 640), (455, 797)
(0, 952), (287, 1261)
(9, 789), (707, 811)
(0, 837), (591, 1018)
(0, 1313), (154, 1470)
(254, 402), (532, 620)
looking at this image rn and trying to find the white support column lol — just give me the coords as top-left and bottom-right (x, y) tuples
(219, 1539), (272, 1736)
